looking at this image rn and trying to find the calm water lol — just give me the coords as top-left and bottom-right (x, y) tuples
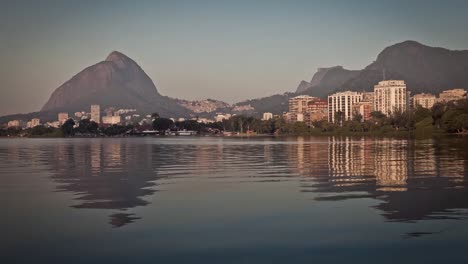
(2, 136), (468, 263)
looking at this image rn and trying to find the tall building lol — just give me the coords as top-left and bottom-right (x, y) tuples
(58, 113), (69, 124)
(374, 80), (407, 116)
(438, 88), (466, 103)
(289, 95), (317, 114)
(412, 93), (436, 109)
(91, 105), (100, 124)
(328, 91), (363, 123)
(262, 112), (273, 121)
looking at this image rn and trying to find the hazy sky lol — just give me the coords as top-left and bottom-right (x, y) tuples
(1, 0), (468, 115)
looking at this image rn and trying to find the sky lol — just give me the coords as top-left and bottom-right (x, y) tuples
(1, 0), (468, 116)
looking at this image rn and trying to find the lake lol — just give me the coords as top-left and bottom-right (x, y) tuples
(2, 136), (468, 263)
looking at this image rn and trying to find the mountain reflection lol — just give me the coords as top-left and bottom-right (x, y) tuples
(49, 139), (166, 227)
(295, 137), (468, 222)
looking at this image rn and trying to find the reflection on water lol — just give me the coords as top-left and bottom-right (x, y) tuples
(2, 137), (468, 228)
(3, 137), (468, 263)
(294, 137), (468, 222)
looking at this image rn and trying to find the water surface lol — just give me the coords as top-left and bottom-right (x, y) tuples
(2, 137), (468, 263)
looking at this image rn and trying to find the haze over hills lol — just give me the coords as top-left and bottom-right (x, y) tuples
(235, 40), (468, 114)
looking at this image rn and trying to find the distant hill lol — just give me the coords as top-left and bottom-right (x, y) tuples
(233, 93), (293, 116)
(40, 51), (190, 118)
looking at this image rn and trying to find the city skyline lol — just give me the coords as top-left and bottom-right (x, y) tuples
(2, 0), (468, 116)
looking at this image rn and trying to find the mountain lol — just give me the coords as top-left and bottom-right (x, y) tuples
(41, 51), (189, 117)
(297, 66), (360, 97)
(295, 80), (312, 93)
(342, 40), (468, 94)
(242, 41), (468, 114)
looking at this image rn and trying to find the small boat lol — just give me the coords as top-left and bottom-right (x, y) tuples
(176, 130), (197, 136)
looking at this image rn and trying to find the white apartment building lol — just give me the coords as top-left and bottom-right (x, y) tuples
(262, 112), (273, 121)
(215, 114), (231, 122)
(412, 93), (436, 109)
(374, 80), (407, 116)
(328, 91), (363, 123)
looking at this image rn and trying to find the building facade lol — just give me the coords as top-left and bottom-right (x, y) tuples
(91, 105), (100, 124)
(374, 80), (407, 116)
(328, 91), (363, 123)
(438, 89), (466, 103)
(262, 112), (273, 121)
(289, 95), (317, 114)
(27, 118), (41, 128)
(58, 113), (69, 124)
(353, 101), (373, 121)
(215, 114), (231, 122)
(102, 115), (121, 125)
(412, 93), (436, 109)
(7, 120), (20, 128)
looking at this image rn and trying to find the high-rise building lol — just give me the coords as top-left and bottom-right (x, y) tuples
(328, 91), (363, 123)
(58, 113), (69, 124)
(412, 93), (436, 109)
(374, 80), (407, 116)
(289, 95), (317, 114)
(91, 105), (100, 124)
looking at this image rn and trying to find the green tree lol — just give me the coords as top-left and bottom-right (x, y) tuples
(431, 103), (446, 129)
(151, 112), (160, 119)
(334, 111), (345, 126)
(153, 118), (174, 134)
(76, 119), (99, 135)
(61, 119), (75, 136)
(454, 114), (468, 133)
(352, 112), (363, 123)
(414, 105), (431, 123)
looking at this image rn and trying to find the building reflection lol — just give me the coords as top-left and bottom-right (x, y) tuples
(374, 139), (408, 191)
(295, 136), (468, 222)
